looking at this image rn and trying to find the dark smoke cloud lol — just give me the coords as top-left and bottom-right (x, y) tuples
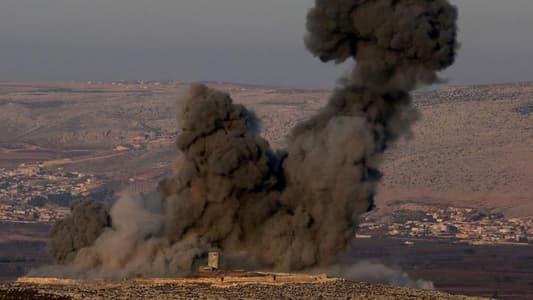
(305, 0), (457, 89)
(49, 201), (111, 264)
(42, 0), (458, 279)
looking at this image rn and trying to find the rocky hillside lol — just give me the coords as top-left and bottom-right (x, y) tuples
(0, 279), (487, 300)
(0, 80), (531, 216)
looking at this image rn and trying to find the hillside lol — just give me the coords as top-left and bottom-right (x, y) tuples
(0, 276), (486, 300)
(0, 80), (531, 216)
(378, 82), (533, 218)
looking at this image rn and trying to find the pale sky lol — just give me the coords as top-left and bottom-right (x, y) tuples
(1, 0), (532, 87)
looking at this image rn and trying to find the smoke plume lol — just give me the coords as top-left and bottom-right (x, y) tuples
(48, 200), (110, 264)
(42, 0), (458, 279)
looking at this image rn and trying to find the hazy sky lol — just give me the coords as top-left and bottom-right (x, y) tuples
(1, 0), (532, 87)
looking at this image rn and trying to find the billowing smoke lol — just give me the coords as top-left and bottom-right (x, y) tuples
(48, 200), (110, 264)
(41, 0), (458, 279)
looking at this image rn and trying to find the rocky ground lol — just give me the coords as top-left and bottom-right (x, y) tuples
(0, 280), (487, 300)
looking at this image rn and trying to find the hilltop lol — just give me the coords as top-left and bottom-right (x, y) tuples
(0, 275), (487, 300)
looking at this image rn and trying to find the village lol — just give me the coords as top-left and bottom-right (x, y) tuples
(0, 163), (104, 223)
(359, 205), (533, 245)
(2, 162), (533, 247)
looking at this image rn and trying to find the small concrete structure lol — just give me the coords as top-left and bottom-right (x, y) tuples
(208, 252), (219, 270)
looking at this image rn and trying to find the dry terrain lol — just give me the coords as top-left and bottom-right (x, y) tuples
(378, 82), (533, 218)
(0, 276), (487, 300)
(0, 80), (530, 216)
